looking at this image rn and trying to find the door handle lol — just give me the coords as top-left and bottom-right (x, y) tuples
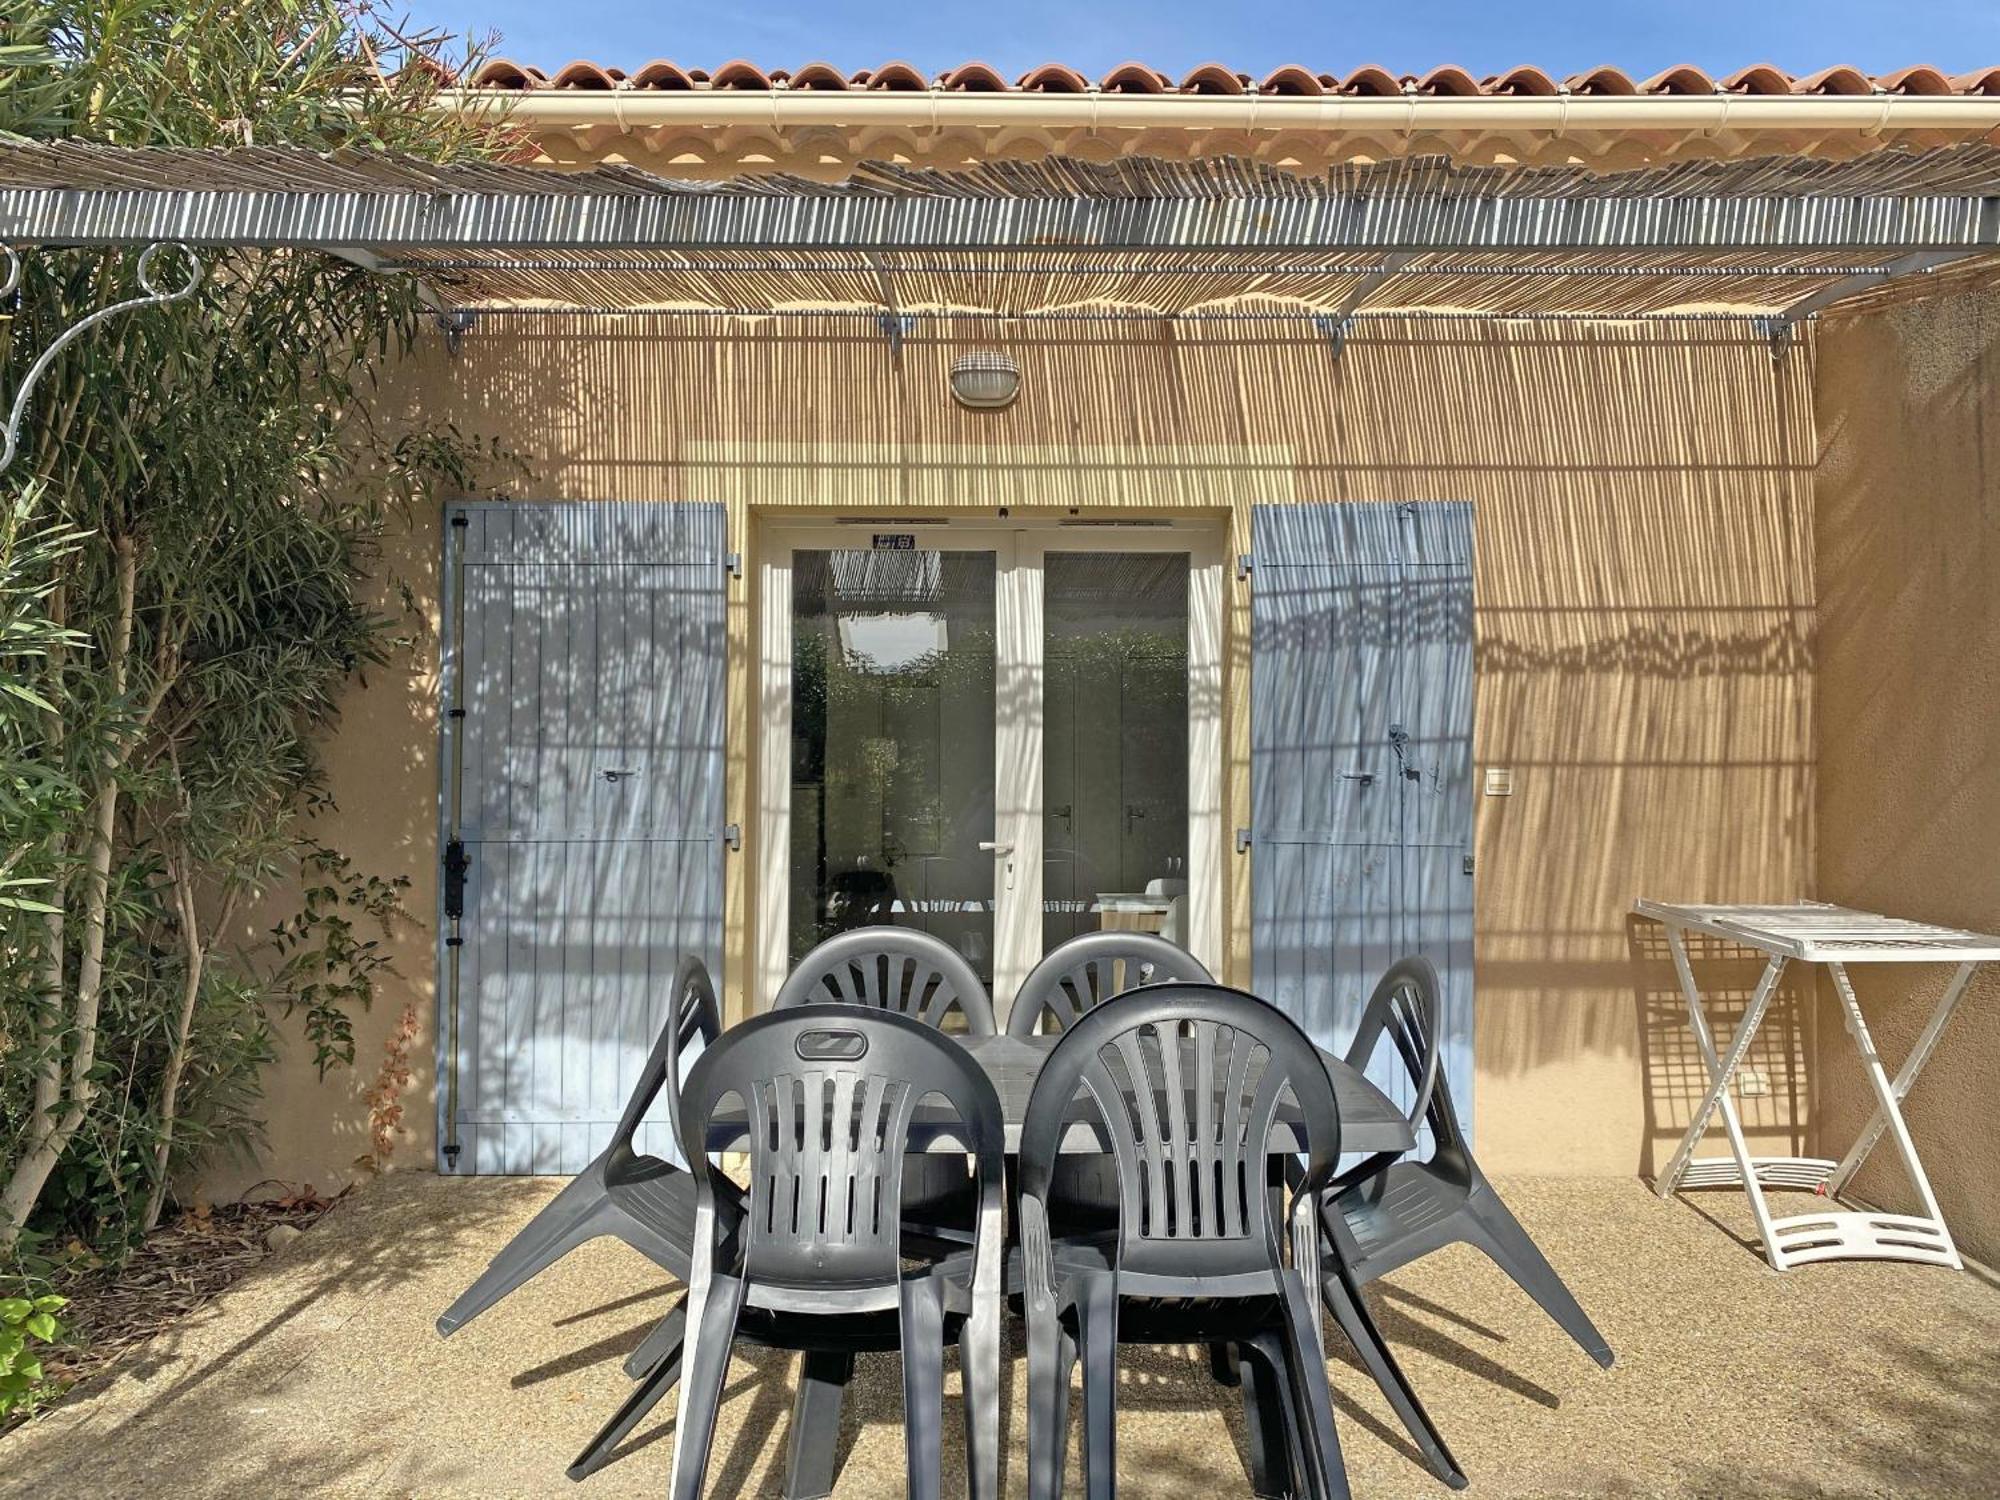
(601, 767), (637, 784)
(978, 840), (1015, 890)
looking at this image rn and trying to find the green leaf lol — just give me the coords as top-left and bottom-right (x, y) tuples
(0, 679), (57, 711)
(31, 1296), (67, 1313)
(24, 1313), (57, 1341)
(0, 1299), (29, 1323)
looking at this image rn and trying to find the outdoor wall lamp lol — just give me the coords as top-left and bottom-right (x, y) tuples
(948, 351), (1021, 410)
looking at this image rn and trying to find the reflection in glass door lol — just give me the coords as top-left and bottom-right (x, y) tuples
(1043, 553), (1190, 952)
(759, 524), (1223, 1012)
(788, 548), (998, 982)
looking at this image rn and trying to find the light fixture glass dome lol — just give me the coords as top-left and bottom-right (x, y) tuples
(948, 351), (1021, 410)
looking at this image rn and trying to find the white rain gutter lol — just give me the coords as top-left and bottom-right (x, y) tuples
(442, 90), (2000, 137)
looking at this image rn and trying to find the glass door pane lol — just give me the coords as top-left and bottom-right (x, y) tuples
(789, 548), (998, 984)
(1043, 552), (1190, 952)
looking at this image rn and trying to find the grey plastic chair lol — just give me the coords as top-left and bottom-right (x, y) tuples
(1006, 930), (1214, 1036)
(777, 925), (993, 1259)
(433, 956), (736, 1481)
(1018, 983), (1351, 1500)
(436, 954), (727, 1338)
(1320, 957), (1613, 1484)
(665, 1004), (1006, 1500)
(775, 925), (997, 1034)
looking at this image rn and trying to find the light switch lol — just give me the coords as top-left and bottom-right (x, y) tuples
(1484, 767), (1514, 796)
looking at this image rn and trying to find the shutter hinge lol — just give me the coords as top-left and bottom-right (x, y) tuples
(1463, 853), (1475, 876)
(722, 823), (742, 851)
(724, 551), (742, 579)
(443, 838), (470, 922)
(1236, 553), (1254, 582)
(1235, 828), (1253, 854)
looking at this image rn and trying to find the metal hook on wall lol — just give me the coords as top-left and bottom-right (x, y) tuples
(0, 242), (207, 477)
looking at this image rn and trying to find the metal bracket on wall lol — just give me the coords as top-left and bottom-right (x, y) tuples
(435, 306), (478, 356)
(878, 311), (916, 360)
(0, 242), (205, 477)
(1310, 251), (1414, 359)
(1311, 313), (1355, 356)
(1235, 828), (1253, 854)
(1751, 315), (1795, 364)
(722, 822), (742, 852)
(1236, 553), (1254, 581)
(1750, 249), (1983, 366)
(724, 551), (743, 579)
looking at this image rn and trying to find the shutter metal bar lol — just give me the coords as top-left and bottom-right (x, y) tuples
(439, 512), (471, 1171)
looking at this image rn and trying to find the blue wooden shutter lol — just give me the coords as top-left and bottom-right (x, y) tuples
(440, 502), (728, 1174)
(1250, 501), (1475, 1135)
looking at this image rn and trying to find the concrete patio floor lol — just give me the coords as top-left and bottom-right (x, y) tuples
(5, 1173), (1997, 1498)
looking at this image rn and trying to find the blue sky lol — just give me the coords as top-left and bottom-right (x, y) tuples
(404, 1), (2000, 78)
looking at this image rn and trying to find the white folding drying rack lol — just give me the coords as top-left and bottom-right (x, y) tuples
(1635, 900), (1999, 1272)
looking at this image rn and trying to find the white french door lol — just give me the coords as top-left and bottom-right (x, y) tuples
(757, 520), (1223, 1021)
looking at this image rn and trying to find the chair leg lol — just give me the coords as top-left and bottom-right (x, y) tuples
(1320, 1264), (1466, 1490)
(1073, 1275), (1119, 1500)
(1275, 1273), (1352, 1500)
(436, 1177), (613, 1335)
(959, 1285), (1003, 1500)
(667, 1271), (747, 1500)
(1210, 1341), (1243, 1387)
(900, 1275), (947, 1500)
(1025, 1296), (1075, 1500)
(783, 1349), (854, 1500)
(622, 1299), (689, 1379)
(1464, 1186), (1615, 1369)
(1236, 1336), (1296, 1500)
(566, 1341), (684, 1481)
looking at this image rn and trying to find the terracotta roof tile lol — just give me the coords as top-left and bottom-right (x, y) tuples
(1878, 66), (1954, 95)
(788, 61), (849, 91)
(1337, 66), (1405, 98)
(1102, 62), (1172, 95)
(464, 57), (2000, 98)
(1257, 66), (1323, 97)
(627, 59), (692, 90)
(1017, 63), (1091, 93)
(1488, 66), (1561, 97)
(1721, 65), (1793, 95)
(709, 60), (772, 90)
(1565, 66), (1638, 96)
(1180, 63), (1246, 96)
(1794, 65), (1875, 95)
(1638, 66), (1716, 95)
(939, 62), (1009, 92)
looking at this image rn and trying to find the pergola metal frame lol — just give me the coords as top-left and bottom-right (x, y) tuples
(7, 143), (2000, 474)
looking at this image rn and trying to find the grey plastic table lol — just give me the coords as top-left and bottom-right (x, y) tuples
(706, 1032), (1416, 1156)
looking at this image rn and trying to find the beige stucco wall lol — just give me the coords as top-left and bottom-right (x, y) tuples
(204, 314), (1820, 1198)
(1814, 288), (2000, 1270)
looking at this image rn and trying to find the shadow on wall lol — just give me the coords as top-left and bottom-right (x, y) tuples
(374, 312), (1821, 1179)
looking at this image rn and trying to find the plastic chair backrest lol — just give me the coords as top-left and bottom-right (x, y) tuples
(1007, 931), (1214, 1036)
(608, 954), (723, 1169)
(775, 926), (996, 1035)
(1019, 983), (1341, 1284)
(676, 1004), (1005, 1295)
(1344, 956), (1458, 1156)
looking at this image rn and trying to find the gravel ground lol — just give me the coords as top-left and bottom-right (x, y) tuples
(3, 1172), (1996, 1498)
